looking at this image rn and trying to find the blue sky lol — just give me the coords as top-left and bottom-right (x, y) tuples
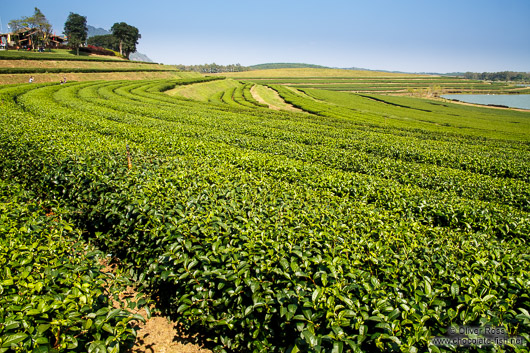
(2, 0), (529, 73)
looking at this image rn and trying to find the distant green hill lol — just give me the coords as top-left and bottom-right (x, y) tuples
(248, 63), (329, 70)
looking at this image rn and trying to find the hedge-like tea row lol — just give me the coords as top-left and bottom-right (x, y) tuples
(44, 81), (530, 213)
(0, 51), (155, 64)
(0, 79), (529, 353)
(242, 83), (269, 108)
(0, 67), (178, 74)
(234, 76), (522, 94)
(0, 181), (145, 352)
(268, 84), (530, 142)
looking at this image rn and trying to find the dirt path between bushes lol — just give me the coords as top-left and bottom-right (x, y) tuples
(125, 317), (212, 353)
(100, 260), (212, 353)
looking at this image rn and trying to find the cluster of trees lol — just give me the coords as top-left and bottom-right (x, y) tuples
(8, 8), (141, 59)
(463, 71), (530, 82)
(64, 13), (88, 56)
(86, 23), (141, 59)
(8, 8), (52, 50)
(87, 35), (119, 53)
(65, 16), (141, 59)
(175, 63), (249, 73)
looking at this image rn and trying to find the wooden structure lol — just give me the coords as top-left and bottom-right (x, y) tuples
(0, 27), (66, 49)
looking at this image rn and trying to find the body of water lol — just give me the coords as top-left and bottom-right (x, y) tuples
(441, 94), (530, 110)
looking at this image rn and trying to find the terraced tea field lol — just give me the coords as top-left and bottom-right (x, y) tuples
(0, 49), (187, 84)
(222, 68), (530, 95)
(1, 70), (529, 353)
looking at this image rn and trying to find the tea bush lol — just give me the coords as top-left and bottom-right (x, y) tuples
(0, 79), (528, 352)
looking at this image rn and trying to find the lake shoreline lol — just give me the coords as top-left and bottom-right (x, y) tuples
(435, 97), (530, 112)
(440, 94), (530, 112)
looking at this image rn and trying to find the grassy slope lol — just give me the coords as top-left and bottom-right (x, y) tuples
(0, 59), (173, 70)
(165, 78), (241, 101)
(0, 72), (197, 84)
(248, 63), (330, 70)
(251, 84), (303, 112)
(301, 88), (530, 140)
(222, 68), (526, 94)
(0, 49), (186, 84)
(221, 68), (421, 78)
(0, 48), (129, 61)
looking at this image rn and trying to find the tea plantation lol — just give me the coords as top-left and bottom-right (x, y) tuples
(0, 76), (529, 353)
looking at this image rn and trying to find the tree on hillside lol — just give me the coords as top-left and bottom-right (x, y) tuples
(111, 22), (141, 59)
(463, 71), (530, 82)
(8, 8), (52, 50)
(87, 34), (120, 52)
(175, 63), (249, 73)
(7, 18), (25, 48)
(8, 18), (25, 33)
(64, 13), (88, 56)
(27, 8), (52, 49)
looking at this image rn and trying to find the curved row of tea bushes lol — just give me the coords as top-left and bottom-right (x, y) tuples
(0, 67), (177, 74)
(270, 84), (530, 142)
(239, 76), (525, 94)
(0, 180), (144, 352)
(242, 83), (269, 108)
(44, 81), (530, 212)
(0, 80), (529, 352)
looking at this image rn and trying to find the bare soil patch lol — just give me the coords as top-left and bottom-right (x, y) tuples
(100, 260), (212, 353)
(125, 317), (212, 353)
